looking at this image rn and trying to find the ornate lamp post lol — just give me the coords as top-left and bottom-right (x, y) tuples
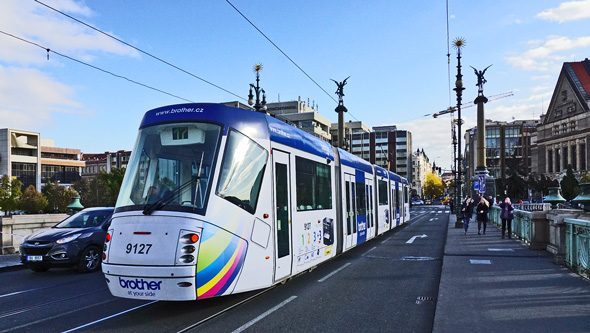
(453, 37), (465, 228)
(248, 63), (267, 112)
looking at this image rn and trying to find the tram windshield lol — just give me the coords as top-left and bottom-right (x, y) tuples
(116, 122), (222, 214)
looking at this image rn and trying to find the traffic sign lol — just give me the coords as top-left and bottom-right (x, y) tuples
(478, 175), (486, 193)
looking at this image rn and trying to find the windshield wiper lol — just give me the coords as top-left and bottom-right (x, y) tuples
(142, 176), (198, 215)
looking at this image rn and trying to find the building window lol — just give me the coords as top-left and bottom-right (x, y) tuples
(11, 162), (36, 189)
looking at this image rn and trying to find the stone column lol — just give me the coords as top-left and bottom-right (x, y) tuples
(567, 141), (573, 168)
(576, 140), (582, 171)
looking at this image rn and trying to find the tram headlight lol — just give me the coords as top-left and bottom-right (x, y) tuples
(182, 245), (196, 254)
(179, 255), (195, 263)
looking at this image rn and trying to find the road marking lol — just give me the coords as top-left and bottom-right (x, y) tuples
(362, 247), (377, 256)
(232, 296), (297, 333)
(62, 301), (158, 332)
(470, 259), (492, 264)
(318, 262), (351, 282)
(406, 234), (428, 244)
(488, 248), (515, 252)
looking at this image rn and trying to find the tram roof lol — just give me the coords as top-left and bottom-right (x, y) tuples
(337, 148), (374, 174)
(374, 165), (388, 178)
(140, 103), (334, 160)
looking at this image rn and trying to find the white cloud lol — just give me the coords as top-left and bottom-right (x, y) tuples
(505, 35), (590, 71)
(0, 0), (138, 66)
(0, 65), (87, 130)
(537, 0), (590, 23)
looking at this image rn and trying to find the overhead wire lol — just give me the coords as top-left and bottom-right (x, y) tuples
(34, 0), (245, 101)
(224, 0), (360, 121)
(0, 30), (195, 103)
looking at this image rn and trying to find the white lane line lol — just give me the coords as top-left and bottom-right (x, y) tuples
(362, 247), (377, 256)
(470, 259), (492, 264)
(232, 296), (297, 333)
(488, 248), (515, 252)
(318, 262), (351, 282)
(61, 300), (158, 332)
(4, 299), (116, 332)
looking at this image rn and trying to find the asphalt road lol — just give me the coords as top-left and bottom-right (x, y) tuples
(0, 205), (449, 333)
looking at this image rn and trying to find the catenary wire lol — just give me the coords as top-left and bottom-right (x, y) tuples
(0, 30), (195, 103)
(34, 0), (245, 102)
(225, 0), (360, 121)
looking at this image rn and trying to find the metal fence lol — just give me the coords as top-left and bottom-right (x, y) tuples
(489, 206), (532, 243)
(564, 218), (590, 279)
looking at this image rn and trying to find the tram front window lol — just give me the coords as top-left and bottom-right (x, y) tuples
(116, 122), (222, 214)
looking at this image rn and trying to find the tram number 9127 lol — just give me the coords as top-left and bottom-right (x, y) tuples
(126, 243), (153, 255)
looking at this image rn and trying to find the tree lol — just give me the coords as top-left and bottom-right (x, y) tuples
(581, 171), (590, 183)
(0, 175), (23, 216)
(504, 151), (527, 201)
(19, 185), (48, 213)
(424, 173), (444, 198)
(42, 181), (79, 213)
(72, 178), (91, 207)
(560, 164), (579, 201)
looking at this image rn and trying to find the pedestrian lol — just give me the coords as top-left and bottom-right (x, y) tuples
(449, 199), (455, 213)
(476, 196), (490, 235)
(499, 197), (515, 239)
(460, 196), (474, 235)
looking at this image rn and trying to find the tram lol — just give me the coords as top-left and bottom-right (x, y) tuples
(102, 103), (410, 301)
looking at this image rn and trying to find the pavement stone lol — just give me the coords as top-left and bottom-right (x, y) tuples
(433, 216), (590, 332)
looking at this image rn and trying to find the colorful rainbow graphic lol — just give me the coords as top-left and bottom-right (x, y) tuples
(196, 226), (248, 299)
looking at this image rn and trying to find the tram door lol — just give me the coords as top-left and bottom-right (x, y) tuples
(344, 173), (357, 250)
(273, 150), (292, 281)
(366, 178), (375, 239)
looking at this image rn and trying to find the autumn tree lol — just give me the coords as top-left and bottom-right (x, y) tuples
(19, 185), (48, 213)
(424, 173), (444, 199)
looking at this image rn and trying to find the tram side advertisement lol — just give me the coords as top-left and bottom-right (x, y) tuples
(296, 217), (334, 268)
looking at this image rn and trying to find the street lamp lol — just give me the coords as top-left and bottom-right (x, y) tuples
(452, 37), (466, 228)
(248, 63), (267, 112)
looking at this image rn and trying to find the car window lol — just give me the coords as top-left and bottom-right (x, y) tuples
(55, 210), (113, 228)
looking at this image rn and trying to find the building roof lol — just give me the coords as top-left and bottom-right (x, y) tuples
(565, 58), (590, 101)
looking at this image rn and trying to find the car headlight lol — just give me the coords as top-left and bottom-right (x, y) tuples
(56, 234), (82, 244)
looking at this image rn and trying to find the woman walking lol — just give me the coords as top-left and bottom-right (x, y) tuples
(476, 196), (490, 235)
(499, 197), (515, 239)
(460, 197), (474, 235)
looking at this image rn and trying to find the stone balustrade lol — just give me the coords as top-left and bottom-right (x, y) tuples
(0, 214), (68, 254)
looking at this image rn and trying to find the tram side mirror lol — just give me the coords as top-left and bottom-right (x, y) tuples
(160, 126), (205, 146)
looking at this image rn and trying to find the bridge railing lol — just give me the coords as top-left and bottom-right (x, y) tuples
(489, 206), (544, 249)
(564, 218), (590, 279)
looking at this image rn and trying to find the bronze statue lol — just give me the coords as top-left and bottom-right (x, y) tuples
(331, 76), (350, 105)
(470, 65), (492, 94)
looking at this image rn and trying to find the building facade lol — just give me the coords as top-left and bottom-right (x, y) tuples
(81, 150), (132, 179)
(265, 100), (331, 142)
(0, 128), (84, 191)
(411, 148), (431, 198)
(536, 58), (590, 180)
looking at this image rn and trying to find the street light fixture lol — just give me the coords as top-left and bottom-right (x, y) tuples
(248, 63), (267, 112)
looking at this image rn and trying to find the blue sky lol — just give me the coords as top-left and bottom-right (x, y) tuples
(1, 0), (590, 170)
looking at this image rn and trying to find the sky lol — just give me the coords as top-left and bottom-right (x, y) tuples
(1, 0), (590, 171)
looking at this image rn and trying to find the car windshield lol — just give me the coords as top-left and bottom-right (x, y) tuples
(116, 122), (222, 214)
(55, 209), (113, 228)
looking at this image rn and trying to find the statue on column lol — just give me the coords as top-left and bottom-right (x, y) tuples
(470, 65), (492, 96)
(331, 76), (350, 106)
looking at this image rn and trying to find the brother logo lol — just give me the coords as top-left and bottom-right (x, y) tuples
(119, 277), (162, 290)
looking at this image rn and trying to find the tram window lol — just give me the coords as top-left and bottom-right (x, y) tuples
(116, 122), (221, 213)
(378, 180), (388, 205)
(217, 129), (268, 214)
(356, 183), (366, 216)
(295, 157), (332, 211)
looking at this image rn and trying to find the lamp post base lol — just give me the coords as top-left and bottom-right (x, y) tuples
(454, 215), (464, 228)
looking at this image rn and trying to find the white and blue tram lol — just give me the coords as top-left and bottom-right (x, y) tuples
(102, 103), (410, 301)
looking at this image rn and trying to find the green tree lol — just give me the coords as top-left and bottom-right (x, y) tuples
(72, 178), (91, 207)
(98, 168), (126, 206)
(0, 175), (23, 216)
(424, 173), (444, 199)
(504, 151), (527, 201)
(19, 185), (48, 213)
(42, 182), (79, 213)
(560, 164), (579, 201)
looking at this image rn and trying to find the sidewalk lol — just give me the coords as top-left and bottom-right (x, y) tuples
(434, 217), (590, 332)
(0, 253), (23, 272)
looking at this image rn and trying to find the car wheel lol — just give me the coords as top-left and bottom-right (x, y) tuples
(78, 246), (101, 273)
(29, 263), (50, 272)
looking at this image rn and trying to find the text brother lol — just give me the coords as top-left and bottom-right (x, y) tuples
(119, 277), (162, 290)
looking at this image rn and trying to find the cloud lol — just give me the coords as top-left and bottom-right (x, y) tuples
(0, 65), (88, 130)
(505, 35), (590, 71)
(537, 0), (590, 23)
(0, 0), (138, 66)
